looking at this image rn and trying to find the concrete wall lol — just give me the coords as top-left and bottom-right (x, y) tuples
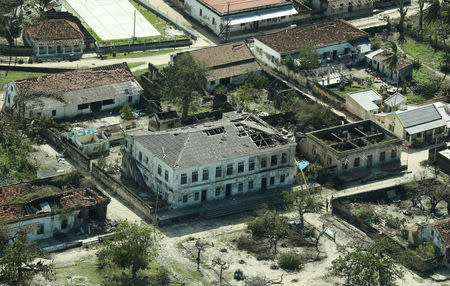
(346, 95), (379, 120)
(8, 210), (80, 241)
(300, 135), (401, 175)
(91, 163), (155, 222)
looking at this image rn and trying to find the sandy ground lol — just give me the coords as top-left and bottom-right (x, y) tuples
(30, 144), (74, 178)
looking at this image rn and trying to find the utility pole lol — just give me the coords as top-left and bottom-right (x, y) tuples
(132, 10), (136, 43)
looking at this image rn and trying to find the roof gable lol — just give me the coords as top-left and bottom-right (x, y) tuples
(26, 19), (83, 45)
(254, 19), (368, 54)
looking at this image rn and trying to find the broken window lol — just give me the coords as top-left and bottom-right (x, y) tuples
(342, 160), (349, 170)
(52, 110), (56, 116)
(215, 166), (222, 178)
(280, 174), (285, 183)
(227, 164), (233, 175)
(192, 171), (198, 182)
(248, 180), (254, 190)
(145, 156), (148, 164)
(61, 219), (68, 229)
(249, 158), (255, 171)
(270, 176), (275, 185)
(238, 162), (244, 173)
(271, 155), (277, 166)
(181, 173), (187, 184)
(354, 157), (360, 167)
(102, 99), (114, 105)
(238, 183), (243, 192)
(183, 195), (188, 203)
(261, 158), (267, 168)
(203, 127), (225, 136)
(158, 165), (162, 175)
(281, 153), (287, 164)
(391, 149), (397, 159)
(202, 169), (209, 181)
(77, 103), (89, 110)
(128, 96), (132, 103)
(165, 170), (169, 182)
(215, 187), (221, 196)
(139, 152), (142, 161)
(37, 224), (44, 235)
(194, 192), (199, 201)
(380, 151), (386, 161)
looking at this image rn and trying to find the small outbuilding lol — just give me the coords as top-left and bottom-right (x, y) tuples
(346, 89), (382, 120)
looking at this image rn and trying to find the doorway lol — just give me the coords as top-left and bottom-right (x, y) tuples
(90, 101), (102, 112)
(225, 184), (232, 197)
(261, 177), (267, 191)
(201, 190), (207, 201)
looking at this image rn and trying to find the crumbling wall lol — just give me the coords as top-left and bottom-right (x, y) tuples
(91, 163), (154, 223)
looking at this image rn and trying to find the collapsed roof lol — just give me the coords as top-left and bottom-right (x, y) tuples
(308, 120), (401, 153)
(132, 112), (295, 169)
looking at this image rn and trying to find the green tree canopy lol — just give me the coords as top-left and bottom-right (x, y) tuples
(156, 54), (209, 119)
(330, 239), (403, 286)
(296, 46), (321, 70)
(0, 225), (55, 286)
(97, 221), (158, 278)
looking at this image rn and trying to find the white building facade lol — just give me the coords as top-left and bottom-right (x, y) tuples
(125, 113), (297, 208)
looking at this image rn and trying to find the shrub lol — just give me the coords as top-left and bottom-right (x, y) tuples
(355, 205), (376, 221)
(385, 214), (404, 229)
(18, 58), (24, 64)
(236, 234), (268, 259)
(28, 57), (33, 64)
(278, 251), (302, 271)
(234, 269), (245, 281)
(370, 37), (381, 50)
(112, 51), (116, 57)
(412, 58), (421, 70)
(37, 58), (43, 63)
(153, 267), (171, 286)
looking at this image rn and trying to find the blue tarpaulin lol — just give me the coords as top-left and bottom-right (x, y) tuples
(298, 161), (310, 171)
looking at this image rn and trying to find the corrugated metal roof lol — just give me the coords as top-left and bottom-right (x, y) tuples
(348, 89), (382, 111)
(384, 93), (406, 107)
(397, 104), (442, 128)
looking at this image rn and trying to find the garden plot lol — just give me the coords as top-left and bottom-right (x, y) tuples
(66, 0), (160, 40)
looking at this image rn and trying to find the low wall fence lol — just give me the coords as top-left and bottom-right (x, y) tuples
(279, 64), (309, 88)
(331, 183), (443, 273)
(311, 84), (346, 108)
(41, 129), (91, 172)
(0, 64), (74, 73)
(133, 0), (197, 40)
(0, 45), (33, 57)
(91, 163), (155, 223)
(98, 38), (192, 54)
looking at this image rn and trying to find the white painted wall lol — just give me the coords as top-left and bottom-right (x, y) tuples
(184, 0), (222, 34)
(8, 210), (80, 241)
(127, 136), (296, 208)
(254, 38), (282, 69)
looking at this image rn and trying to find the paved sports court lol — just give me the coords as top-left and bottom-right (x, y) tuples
(66, 0), (160, 40)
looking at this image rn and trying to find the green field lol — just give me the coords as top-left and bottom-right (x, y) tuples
(329, 85), (370, 98)
(401, 41), (445, 70)
(0, 70), (47, 86)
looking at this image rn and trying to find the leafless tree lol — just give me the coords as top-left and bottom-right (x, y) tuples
(212, 257), (228, 286)
(397, 0), (408, 42)
(194, 239), (211, 272)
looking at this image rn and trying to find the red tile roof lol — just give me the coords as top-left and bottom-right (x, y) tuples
(432, 218), (450, 246)
(187, 42), (261, 81)
(0, 183), (108, 222)
(373, 51), (412, 71)
(15, 62), (134, 97)
(25, 19), (84, 46)
(201, 0), (287, 13)
(255, 19), (368, 55)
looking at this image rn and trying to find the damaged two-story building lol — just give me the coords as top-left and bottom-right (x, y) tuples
(0, 177), (110, 241)
(124, 112), (296, 208)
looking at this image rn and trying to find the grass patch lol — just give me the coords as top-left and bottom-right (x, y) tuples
(11, 187), (60, 204)
(129, 0), (174, 33)
(0, 70), (47, 86)
(127, 62), (146, 69)
(168, 259), (212, 286)
(55, 262), (103, 286)
(329, 85), (369, 98)
(110, 48), (177, 59)
(86, 27), (102, 43)
(401, 41), (445, 70)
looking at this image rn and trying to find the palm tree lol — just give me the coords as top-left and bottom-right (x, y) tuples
(397, 0), (408, 42)
(384, 42), (400, 87)
(418, 0), (427, 37)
